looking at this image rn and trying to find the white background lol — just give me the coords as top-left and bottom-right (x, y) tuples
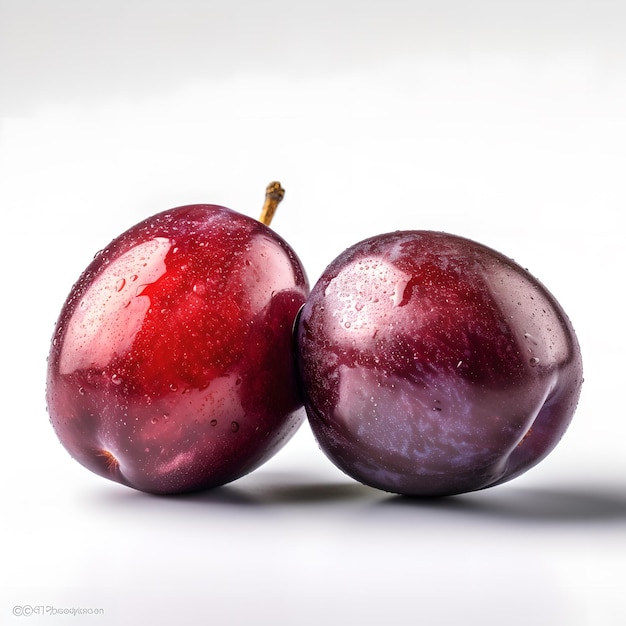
(1, 1), (625, 625)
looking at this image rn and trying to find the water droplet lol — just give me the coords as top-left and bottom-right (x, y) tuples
(192, 282), (207, 296)
(355, 303), (364, 312)
(115, 278), (126, 292)
(144, 447), (150, 453)
(111, 374), (122, 385)
(524, 332), (539, 346)
(151, 417), (159, 425)
(210, 419), (218, 427)
(231, 421), (240, 432)
(235, 377), (242, 386)
(78, 386), (86, 395)
(529, 357), (540, 367)
(344, 321), (351, 329)
(169, 383), (178, 392)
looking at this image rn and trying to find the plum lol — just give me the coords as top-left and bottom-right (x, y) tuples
(296, 230), (583, 497)
(46, 184), (309, 494)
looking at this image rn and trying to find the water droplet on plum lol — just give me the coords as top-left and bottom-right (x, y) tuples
(231, 421), (240, 432)
(524, 332), (539, 346)
(529, 357), (540, 367)
(115, 278), (126, 292)
(192, 282), (207, 296)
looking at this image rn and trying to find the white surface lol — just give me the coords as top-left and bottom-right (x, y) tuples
(1, 1), (625, 625)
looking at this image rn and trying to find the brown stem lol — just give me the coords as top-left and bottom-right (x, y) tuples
(258, 181), (285, 226)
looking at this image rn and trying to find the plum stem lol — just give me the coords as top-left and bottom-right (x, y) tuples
(258, 181), (285, 226)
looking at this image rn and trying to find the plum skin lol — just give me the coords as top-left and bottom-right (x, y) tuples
(296, 230), (583, 497)
(46, 204), (309, 494)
